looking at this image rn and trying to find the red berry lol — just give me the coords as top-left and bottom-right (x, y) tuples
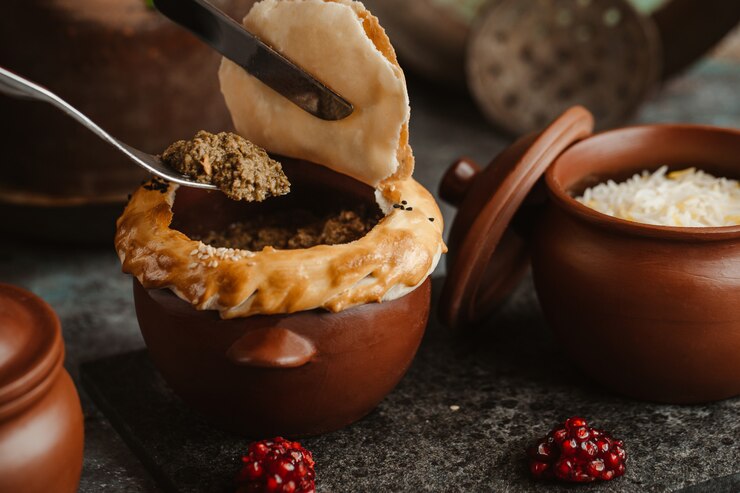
(551, 427), (568, 442)
(561, 438), (579, 456)
(236, 437), (315, 493)
(606, 451), (621, 468)
(565, 417), (587, 429)
(527, 417), (626, 483)
(244, 461), (263, 480)
(579, 440), (598, 459)
(574, 427), (590, 440)
(528, 441), (553, 461)
(554, 458), (573, 480)
(573, 469), (593, 483)
(587, 459), (605, 476)
(530, 461), (550, 477)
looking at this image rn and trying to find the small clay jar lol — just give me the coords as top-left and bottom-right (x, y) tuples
(0, 284), (84, 493)
(130, 161), (434, 436)
(440, 106), (740, 404)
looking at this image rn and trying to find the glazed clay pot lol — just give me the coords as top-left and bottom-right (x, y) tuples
(0, 284), (84, 493)
(132, 161), (432, 436)
(533, 125), (740, 404)
(440, 107), (740, 403)
(134, 279), (430, 437)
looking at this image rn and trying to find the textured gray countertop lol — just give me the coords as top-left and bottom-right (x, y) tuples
(0, 54), (738, 492)
(79, 277), (740, 492)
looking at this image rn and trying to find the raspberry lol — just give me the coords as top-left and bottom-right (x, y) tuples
(236, 437), (315, 493)
(527, 417), (626, 483)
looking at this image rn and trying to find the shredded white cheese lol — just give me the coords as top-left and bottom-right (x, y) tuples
(576, 166), (740, 227)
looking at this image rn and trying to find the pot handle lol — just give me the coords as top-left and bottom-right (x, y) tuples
(226, 327), (316, 368)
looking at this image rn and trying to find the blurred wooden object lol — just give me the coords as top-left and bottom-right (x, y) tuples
(365, 0), (738, 136)
(466, 0), (660, 135)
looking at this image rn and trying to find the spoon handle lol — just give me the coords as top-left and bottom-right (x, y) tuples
(0, 65), (218, 190)
(0, 66), (130, 156)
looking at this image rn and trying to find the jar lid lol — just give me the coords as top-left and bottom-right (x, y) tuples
(439, 106), (594, 329)
(0, 284), (63, 406)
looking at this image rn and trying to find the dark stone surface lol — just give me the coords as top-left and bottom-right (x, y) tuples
(81, 278), (740, 493)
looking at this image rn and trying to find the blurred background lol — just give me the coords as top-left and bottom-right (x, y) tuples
(0, 2), (738, 491)
(0, 0), (738, 244)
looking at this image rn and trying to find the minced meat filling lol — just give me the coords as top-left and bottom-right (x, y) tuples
(162, 130), (290, 202)
(192, 205), (382, 251)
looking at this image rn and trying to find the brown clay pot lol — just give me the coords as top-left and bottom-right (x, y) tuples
(440, 107), (740, 404)
(0, 284), (84, 493)
(132, 161), (432, 436)
(0, 0), (251, 243)
(533, 125), (740, 404)
(134, 279), (430, 437)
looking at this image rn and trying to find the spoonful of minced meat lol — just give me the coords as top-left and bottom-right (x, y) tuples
(162, 130), (290, 202)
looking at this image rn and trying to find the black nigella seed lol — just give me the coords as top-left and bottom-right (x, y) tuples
(142, 177), (169, 193)
(401, 200), (407, 205)
(429, 217), (434, 222)
(393, 204), (402, 209)
(407, 207), (413, 211)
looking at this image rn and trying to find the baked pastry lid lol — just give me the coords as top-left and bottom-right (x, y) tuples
(439, 106), (594, 329)
(0, 283), (63, 406)
(219, 0), (413, 188)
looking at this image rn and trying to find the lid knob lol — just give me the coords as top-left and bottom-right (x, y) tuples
(439, 157), (482, 206)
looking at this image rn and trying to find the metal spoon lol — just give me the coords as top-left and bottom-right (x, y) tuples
(0, 66), (218, 190)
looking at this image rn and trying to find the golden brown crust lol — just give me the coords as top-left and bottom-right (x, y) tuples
(327, 0), (415, 182)
(219, 0), (413, 187)
(394, 122), (414, 184)
(339, 0), (399, 65)
(115, 177), (446, 318)
(116, 1), (444, 318)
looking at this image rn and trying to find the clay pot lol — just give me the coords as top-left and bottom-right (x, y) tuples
(0, 0), (250, 243)
(440, 106), (740, 403)
(132, 161), (432, 436)
(533, 125), (740, 404)
(135, 279), (430, 437)
(0, 284), (84, 493)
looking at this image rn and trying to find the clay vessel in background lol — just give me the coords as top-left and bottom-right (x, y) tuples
(533, 125), (740, 403)
(135, 279), (430, 436)
(0, 284), (84, 493)
(0, 0), (253, 243)
(133, 161), (432, 436)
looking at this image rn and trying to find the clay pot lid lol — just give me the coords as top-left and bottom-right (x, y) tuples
(439, 106), (594, 329)
(0, 283), (63, 405)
